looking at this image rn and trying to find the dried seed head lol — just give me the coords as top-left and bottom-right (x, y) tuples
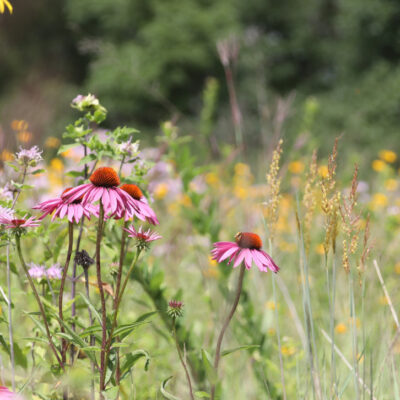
(75, 249), (95, 269)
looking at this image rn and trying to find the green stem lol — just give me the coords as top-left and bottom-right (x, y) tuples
(59, 222), (74, 364)
(211, 262), (245, 400)
(172, 318), (195, 400)
(15, 235), (64, 369)
(96, 203), (107, 397)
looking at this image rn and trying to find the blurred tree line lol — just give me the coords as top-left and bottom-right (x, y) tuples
(1, 0), (400, 155)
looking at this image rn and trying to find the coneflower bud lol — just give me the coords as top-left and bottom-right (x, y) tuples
(167, 300), (184, 319)
(75, 250), (94, 269)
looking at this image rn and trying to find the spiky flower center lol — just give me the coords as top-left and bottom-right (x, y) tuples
(235, 232), (262, 250)
(120, 184), (143, 200)
(11, 219), (26, 226)
(90, 167), (120, 187)
(62, 187), (83, 203)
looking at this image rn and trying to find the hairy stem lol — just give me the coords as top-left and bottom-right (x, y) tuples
(15, 235), (64, 369)
(211, 263), (245, 400)
(172, 319), (194, 400)
(59, 222), (74, 364)
(96, 203), (107, 396)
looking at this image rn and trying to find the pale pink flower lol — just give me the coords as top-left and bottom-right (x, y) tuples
(123, 225), (162, 243)
(0, 215), (40, 230)
(211, 232), (279, 273)
(15, 146), (43, 166)
(33, 187), (97, 224)
(27, 263), (46, 280)
(61, 167), (156, 222)
(46, 264), (62, 280)
(0, 206), (14, 220)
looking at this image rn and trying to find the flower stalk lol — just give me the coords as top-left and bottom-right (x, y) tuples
(59, 221), (74, 364)
(211, 262), (245, 400)
(15, 234), (64, 369)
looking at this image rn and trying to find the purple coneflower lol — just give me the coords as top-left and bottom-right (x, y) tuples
(33, 187), (97, 223)
(0, 215), (40, 230)
(124, 225), (161, 250)
(61, 167), (154, 221)
(211, 232), (279, 273)
(119, 184), (159, 224)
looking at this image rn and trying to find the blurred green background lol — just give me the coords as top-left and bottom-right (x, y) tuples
(1, 0), (399, 163)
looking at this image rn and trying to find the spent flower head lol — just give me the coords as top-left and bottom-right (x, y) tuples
(15, 146), (43, 167)
(167, 300), (184, 319)
(118, 138), (140, 157)
(72, 93), (105, 112)
(75, 249), (95, 269)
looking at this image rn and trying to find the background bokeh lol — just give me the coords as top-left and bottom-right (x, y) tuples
(1, 0), (400, 164)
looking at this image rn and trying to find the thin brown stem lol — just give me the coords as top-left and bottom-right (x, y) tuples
(211, 263), (245, 400)
(59, 222), (74, 364)
(172, 319), (195, 400)
(15, 235), (64, 369)
(96, 203), (107, 397)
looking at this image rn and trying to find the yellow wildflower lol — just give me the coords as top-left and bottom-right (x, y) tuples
(379, 150), (397, 163)
(208, 255), (217, 267)
(11, 119), (28, 131)
(45, 136), (61, 148)
(384, 179), (398, 191)
(318, 165), (329, 178)
(0, 0), (12, 14)
(315, 244), (325, 255)
(203, 268), (220, 279)
(288, 161), (305, 174)
(281, 345), (296, 357)
(234, 186), (247, 200)
(335, 323), (347, 334)
(394, 262), (400, 275)
(180, 194), (192, 208)
(154, 183), (169, 200)
(370, 193), (388, 210)
(266, 301), (276, 310)
(234, 162), (250, 176)
(1, 149), (14, 161)
(372, 159), (386, 172)
(17, 131), (32, 143)
(50, 158), (64, 172)
(205, 172), (219, 187)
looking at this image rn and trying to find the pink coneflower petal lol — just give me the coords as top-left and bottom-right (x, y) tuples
(211, 232), (279, 273)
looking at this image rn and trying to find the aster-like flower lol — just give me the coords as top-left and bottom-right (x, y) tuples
(27, 263), (46, 280)
(0, 386), (23, 399)
(33, 187), (97, 223)
(118, 138), (139, 157)
(211, 232), (279, 273)
(0, 184), (13, 201)
(124, 225), (161, 250)
(62, 167), (159, 223)
(46, 263), (62, 280)
(119, 184), (159, 224)
(167, 300), (184, 318)
(0, 215), (40, 230)
(15, 146), (43, 167)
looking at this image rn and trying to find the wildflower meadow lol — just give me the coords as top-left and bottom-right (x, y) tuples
(1, 2), (400, 400)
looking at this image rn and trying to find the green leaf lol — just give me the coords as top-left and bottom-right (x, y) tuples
(195, 392), (211, 398)
(201, 349), (217, 385)
(160, 376), (181, 400)
(5, 162), (18, 172)
(121, 349), (151, 378)
(221, 345), (260, 357)
(14, 342), (27, 369)
(24, 312), (47, 336)
(31, 168), (45, 175)
(80, 293), (102, 325)
(112, 321), (149, 341)
(57, 143), (81, 154)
